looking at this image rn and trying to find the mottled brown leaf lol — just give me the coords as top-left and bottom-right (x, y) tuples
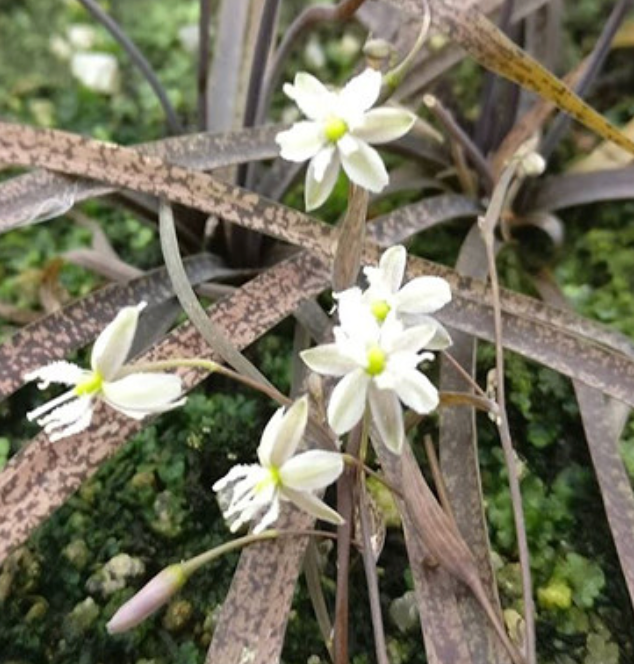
(0, 124), (281, 234)
(439, 226), (508, 664)
(2, 123), (633, 407)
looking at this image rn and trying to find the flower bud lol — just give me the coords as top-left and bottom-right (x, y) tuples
(107, 564), (187, 634)
(518, 152), (546, 178)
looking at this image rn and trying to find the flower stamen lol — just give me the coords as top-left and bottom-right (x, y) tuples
(267, 466), (282, 489)
(74, 372), (104, 397)
(371, 299), (391, 322)
(366, 345), (386, 376)
(324, 117), (348, 143)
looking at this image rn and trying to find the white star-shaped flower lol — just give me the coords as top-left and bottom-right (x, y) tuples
(25, 303), (186, 442)
(337, 245), (453, 349)
(275, 69), (416, 211)
(212, 396), (344, 534)
(301, 313), (440, 455)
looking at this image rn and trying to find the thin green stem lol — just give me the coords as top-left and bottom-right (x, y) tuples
(182, 530), (279, 576)
(129, 357), (338, 452)
(128, 357), (289, 407)
(382, 2), (431, 97)
(181, 528), (341, 578)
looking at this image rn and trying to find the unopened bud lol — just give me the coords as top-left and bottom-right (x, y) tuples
(107, 564), (187, 634)
(363, 38), (392, 69)
(518, 152), (546, 177)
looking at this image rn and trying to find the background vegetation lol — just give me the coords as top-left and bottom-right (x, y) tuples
(1, 1), (634, 663)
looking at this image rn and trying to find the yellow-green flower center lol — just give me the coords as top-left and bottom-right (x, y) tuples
(324, 117), (348, 143)
(371, 299), (391, 322)
(366, 345), (386, 376)
(257, 466), (282, 493)
(74, 371), (104, 397)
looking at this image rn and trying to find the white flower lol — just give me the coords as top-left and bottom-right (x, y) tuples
(301, 314), (439, 455)
(25, 303), (185, 442)
(212, 396), (344, 534)
(275, 69), (416, 211)
(71, 52), (120, 95)
(337, 245), (453, 349)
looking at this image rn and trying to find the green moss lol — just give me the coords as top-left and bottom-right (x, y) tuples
(0, 387), (268, 663)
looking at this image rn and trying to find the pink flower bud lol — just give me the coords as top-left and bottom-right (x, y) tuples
(107, 564), (187, 634)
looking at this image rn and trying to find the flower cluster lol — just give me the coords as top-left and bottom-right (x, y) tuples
(302, 246), (452, 454)
(25, 303), (186, 442)
(276, 68), (416, 211)
(19, 61), (456, 640)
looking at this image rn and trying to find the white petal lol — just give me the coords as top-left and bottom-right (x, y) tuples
(332, 327), (371, 367)
(220, 468), (269, 522)
(102, 372), (184, 417)
(283, 72), (333, 120)
(393, 276), (452, 314)
(257, 406), (285, 468)
(339, 68), (382, 115)
(353, 108), (416, 144)
(368, 385), (404, 455)
(339, 139), (389, 193)
(301, 344), (358, 376)
(276, 121), (326, 162)
(334, 286), (363, 322)
(212, 464), (252, 492)
(311, 145), (336, 183)
(327, 369), (370, 435)
(335, 289), (379, 342)
(47, 401), (94, 442)
(259, 396), (308, 468)
(337, 133), (360, 157)
(252, 497), (281, 534)
(281, 487), (344, 526)
(413, 318), (452, 350)
(393, 368), (439, 414)
(91, 303), (146, 380)
(71, 52), (119, 95)
(383, 323), (436, 355)
(228, 474), (274, 517)
(375, 245), (407, 294)
(280, 450), (344, 490)
(24, 361), (86, 389)
(229, 487), (272, 533)
(305, 148), (340, 211)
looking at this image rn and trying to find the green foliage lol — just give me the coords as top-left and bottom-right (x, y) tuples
(559, 207), (634, 336)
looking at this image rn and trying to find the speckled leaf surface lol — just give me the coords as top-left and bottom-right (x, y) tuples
(0, 124), (281, 234)
(1, 123), (634, 404)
